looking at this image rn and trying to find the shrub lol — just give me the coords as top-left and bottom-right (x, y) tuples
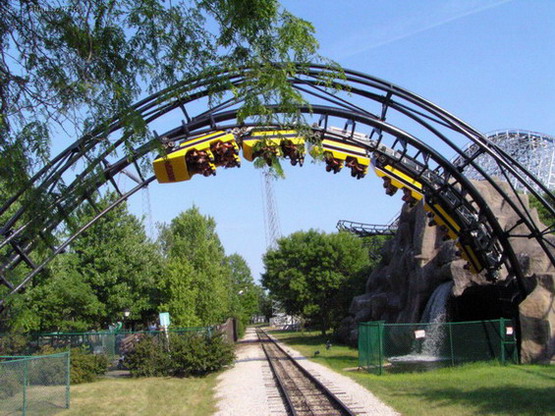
(29, 350), (67, 385)
(0, 370), (22, 399)
(170, 332), (235, 377)
(125, 331), (235, 378)
(69, 346), (109, 384)
(0, 333), (30, 355)
(125, 335), (172, 377)
(35, 345), (108, 384)
(235, 319), (246, 339)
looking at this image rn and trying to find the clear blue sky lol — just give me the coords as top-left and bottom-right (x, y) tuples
(121, 0), (555, 282)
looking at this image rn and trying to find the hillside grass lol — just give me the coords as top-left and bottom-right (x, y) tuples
(271, 330), (555, 416)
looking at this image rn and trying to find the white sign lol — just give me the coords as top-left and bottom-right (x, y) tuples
(414, 329), (426, 339)
(506, 326), (514, 336)
(159, 312), (170, 328)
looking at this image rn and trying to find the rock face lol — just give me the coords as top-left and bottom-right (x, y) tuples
(340, 180), (555, 364)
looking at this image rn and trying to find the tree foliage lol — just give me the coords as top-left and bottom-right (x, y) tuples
(0, 0), (321, 194)
(226, 253), (259, 328)
(262, 230), (372, 334)
(529, 193), (555, 232)
(158, 206), (231, 327)
(5, 193), (163, 332)
(3, 200), (263, 333)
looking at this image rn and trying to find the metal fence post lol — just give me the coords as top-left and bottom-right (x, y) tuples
(377, 321), (384, 376)
(66, 351), (71, 408)
(499, 318), (506, 364)
(448, 322), (455, 366)
(22, 359), (28, 416)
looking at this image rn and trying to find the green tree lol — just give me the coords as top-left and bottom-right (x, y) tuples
(529, 193), (555, 232)
(262, 230), (371, 334)
(226, 253), (259, 325)
(0, 0), (321, 194)
(158, 206), (231, 327)
(7, 193), (163, 332)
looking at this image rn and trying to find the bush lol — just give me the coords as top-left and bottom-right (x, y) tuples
(125, 335), (172, 377)
(235, 319), (246, 339)
(29, 350), (67, 385)
(35, 345), (108, 384)
(69, 346), (109, 384)
(125, 331), (235, 378)
(0, 333), (30, 355)
(0, 370), (22, 399)
(170, 332), (235, 377)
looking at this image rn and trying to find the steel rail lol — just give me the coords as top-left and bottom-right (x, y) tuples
(257, 328), (356, 416)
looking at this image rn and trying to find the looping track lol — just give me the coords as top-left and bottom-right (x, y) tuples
(1, 64), (554, 334)
(257, 328), (356, 416)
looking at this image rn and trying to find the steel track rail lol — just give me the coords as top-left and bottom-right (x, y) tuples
(257, 328), (356, 416)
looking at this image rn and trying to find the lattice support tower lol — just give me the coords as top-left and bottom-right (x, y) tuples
(454, 130), (555, 193)
(261, 167), (282, 249)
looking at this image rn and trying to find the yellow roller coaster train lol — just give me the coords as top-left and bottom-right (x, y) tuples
(152, 127), (499, 277)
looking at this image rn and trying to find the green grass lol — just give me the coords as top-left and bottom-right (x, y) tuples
(272, 330), (555, 416)
(57, 374), (219, 416)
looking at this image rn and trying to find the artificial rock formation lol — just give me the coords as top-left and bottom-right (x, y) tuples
(340, 180), (555, 363)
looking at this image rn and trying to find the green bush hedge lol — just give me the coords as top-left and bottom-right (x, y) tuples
(0, 370), (21, 399)
(0, 333), (30, 355)
(124, 335), (171, 377)
(36, 345), (108, 384)
(69, 346), (109, 383)
(125, 331), (235, 377)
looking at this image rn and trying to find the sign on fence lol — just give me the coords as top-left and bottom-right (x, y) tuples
(159, 312), (170, 328)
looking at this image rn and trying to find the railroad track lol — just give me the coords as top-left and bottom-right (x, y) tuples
(257, 328), (357, 416)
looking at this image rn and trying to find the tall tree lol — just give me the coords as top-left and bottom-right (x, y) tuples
(0, 0), (321, 194)
(226, 253), (259, 325)
(6, 193), (163, 332)
(262, 230), (371, 334)
(158, 206), (231, 326)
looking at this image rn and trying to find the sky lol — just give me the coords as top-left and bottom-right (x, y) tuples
(117, 0), (555, 282)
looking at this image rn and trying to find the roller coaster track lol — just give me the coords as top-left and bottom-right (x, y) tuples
(336, 220), (398, 236)
(0, 64), (554, 336)
(257, 328), (356, 416)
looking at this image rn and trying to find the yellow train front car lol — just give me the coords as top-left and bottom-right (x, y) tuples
(153, 131), (240, 183)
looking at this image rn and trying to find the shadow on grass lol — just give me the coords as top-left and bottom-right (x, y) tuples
(275, 334), (328, 346)
(410, 386), (555, 415)
(513, 365), (555, 382)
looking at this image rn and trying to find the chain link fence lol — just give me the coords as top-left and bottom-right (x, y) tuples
(27, 327), (214, 357)
(0, 352), (70, 416)
(359, 319), (518, 375)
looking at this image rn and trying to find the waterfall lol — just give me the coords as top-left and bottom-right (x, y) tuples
(388, 281), (454, 366)
(421, 281), (453, 324)
(419, 281), (453, 357)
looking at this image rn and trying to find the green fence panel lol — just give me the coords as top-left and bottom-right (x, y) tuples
(358, 321), (384, 375)
(0, 352), (70, 416)
(23, 326), (214, 358)
(358, 319), (518, 375)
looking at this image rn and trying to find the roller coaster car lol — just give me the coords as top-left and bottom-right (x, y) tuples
(241, 130), (305, 167)
(424, 201), (485, 274)
(424, 194), (502, 278)
(371, 153), (424, 205)
(153, 131), (239, 183)
(321, 137), (370, 179)
(370, 148), (500, 278)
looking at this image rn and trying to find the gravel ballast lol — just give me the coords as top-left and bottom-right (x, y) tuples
(213, 327), (399, 416)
